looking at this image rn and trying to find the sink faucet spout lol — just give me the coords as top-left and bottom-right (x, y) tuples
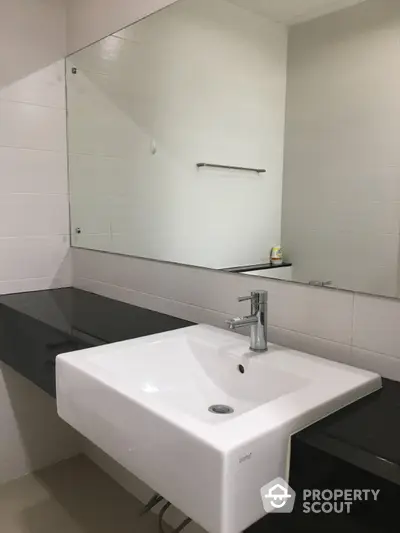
(226, 290), (268, 353)
(227, 316), (258, 329)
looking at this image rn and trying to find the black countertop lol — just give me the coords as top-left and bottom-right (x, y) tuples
(0, 287), (192, 397)
(296, 379), (400, 486)
(0, 287), (192, 344)
(1, 287), (400, 527)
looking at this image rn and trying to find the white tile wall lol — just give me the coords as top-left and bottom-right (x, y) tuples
(72, 248), (400, 382)
(0, 60), (79, 486)
(351, 348), (400, 383)
(0, 61), (66, 109)
(0, 101), (66, 153)
(0, 195), (69, 237)
(0, 0), (66, 89)
(0, 236), (70, 289)
(0, 147), (68, 194)
(66, 0), (179, 53)
(353, 294), (400, 359)
(0, 60), (71, 294)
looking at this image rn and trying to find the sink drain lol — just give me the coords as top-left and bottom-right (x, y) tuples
(208, 404), (234, 415)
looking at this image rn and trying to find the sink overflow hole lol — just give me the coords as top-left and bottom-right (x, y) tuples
(238, 364), (245, 374)
(208, 405), (234, 415)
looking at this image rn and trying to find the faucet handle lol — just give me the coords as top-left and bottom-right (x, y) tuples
(238, 290), (268, 303)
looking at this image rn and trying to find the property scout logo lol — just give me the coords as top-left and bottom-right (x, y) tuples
(260, 478), (380, 514)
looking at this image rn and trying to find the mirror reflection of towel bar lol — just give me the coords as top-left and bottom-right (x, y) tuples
(196, 163), (266, 174)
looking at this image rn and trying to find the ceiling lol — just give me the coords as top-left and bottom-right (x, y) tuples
(227, 0), (367, 25)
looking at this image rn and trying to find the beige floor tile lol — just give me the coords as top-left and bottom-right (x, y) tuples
(0, 455), (168, 533)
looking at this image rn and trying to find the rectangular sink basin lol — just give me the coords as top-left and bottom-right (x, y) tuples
(56, 325), (381, 533)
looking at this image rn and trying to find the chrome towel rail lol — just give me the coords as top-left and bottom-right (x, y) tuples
(196, 163), (266, 174)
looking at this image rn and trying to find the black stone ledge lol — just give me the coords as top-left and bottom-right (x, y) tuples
(223, 261), (292, 273)
(0, 287), (192, 397)
(295, 379), (400, 487)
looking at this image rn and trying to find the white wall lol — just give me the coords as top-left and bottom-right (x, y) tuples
(0, 59), (80, 482)
(0, 61), (71, 295)
(67, 0), (179, 54)
(68, 0), (287, 269)
(0, 0), (69, 297)
(282, 0), (400, 297)
(0, 0), (66, 89)
(0, 3), (81, 485)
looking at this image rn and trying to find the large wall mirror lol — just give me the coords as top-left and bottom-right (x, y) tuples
(67, 0), (400, 298)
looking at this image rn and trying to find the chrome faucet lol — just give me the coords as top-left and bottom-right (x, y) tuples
(226, 290), (268, 353)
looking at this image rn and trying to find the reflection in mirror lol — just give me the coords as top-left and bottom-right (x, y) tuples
(67, 0), (400, 298)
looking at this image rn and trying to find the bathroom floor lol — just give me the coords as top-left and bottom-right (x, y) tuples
(0, 455), (167, 533)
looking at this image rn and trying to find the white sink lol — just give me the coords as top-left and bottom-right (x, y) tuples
(56, 325), (381, 533)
